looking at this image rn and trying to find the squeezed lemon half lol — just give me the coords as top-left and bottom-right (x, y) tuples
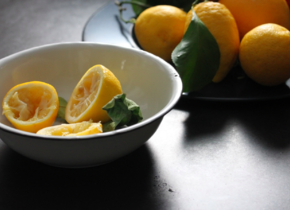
(2, 81), (59, 133)
(36, 120), (102, 136)
(65, 65), (122, 124)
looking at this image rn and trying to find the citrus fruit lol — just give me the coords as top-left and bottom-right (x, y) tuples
(286, 0), (290, 8)
(239, 23), (290, 86)
(36, 120), (102, 136)
(2, 81), (59, 133)
(219, 0), (290, 39)
(184, 2), (240, 83)
(134, 5), (187, 62)
(65, 64), (122, 124)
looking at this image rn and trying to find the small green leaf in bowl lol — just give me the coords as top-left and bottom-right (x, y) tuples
(57, 97), (68, 122)
(102, 93), (143, 132)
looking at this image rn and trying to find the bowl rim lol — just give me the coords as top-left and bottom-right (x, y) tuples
(0, 41), (183, 141)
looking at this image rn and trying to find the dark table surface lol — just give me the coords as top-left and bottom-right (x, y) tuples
(1, 0), (290, 209)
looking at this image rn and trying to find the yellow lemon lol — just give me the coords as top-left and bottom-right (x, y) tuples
(37, 120), (102, 136)
(239, 23), (290, 86)
(184, 2), (240, 83)
(219, 0), (290, 39)
(2, 81), (59, 133)
(134, 5), (187, 62)
(65, 65), (122, 124)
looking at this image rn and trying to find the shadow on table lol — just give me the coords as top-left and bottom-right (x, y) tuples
(0, 143), (170, 210)
(174, 97), (290, 150)
(234, 99), (290, 150)
(174, 98), (231, 144)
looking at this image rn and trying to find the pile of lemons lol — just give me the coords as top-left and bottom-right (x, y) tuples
(134, 0), (290, 86)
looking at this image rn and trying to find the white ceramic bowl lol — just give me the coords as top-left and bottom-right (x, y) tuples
(0, 42), (182, 168)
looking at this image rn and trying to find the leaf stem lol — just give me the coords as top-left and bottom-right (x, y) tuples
(192, 0), (209, 7)
(115, 0), (151, 24)
(192, 0), (200, 6)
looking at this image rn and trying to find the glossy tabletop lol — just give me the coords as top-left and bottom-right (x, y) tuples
(1, 1), (290, 209)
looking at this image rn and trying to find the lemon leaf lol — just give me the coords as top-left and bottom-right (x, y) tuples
(171, 7), (220, 92)
(102, 93), (143, 131)
(102, 121), (117, 132)
(130, 0), (148, 15)
(57, 97), (67, 120)
(129, 0), (192, 15)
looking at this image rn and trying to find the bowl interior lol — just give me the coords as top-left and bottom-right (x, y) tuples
(0, 42), (181, 131)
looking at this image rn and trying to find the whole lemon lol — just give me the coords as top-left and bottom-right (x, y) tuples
(239, 23), (290, 86)
(219, 0), (290, 39)
(184, 2), (240, 83)
(134, 5), (186, 62)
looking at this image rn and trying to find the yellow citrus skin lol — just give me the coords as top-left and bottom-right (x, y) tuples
(239, 23), (290, 86)
(185, 2), (240, 83)
(37, 121), (103, 136)
(65, 65), (122, 124)
(2, 81), (59, 133)
(219, 0), (290, 39)
(134, 5), (186, 62)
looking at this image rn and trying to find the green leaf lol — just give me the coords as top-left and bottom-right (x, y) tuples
(57, 97), (67, 121)
(102, 93), (143, 131)
(102, 121), (117, 132)
(129, 0), (193, 16)
(131, 0), (148, 15)
(171, 6), (220, 92)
